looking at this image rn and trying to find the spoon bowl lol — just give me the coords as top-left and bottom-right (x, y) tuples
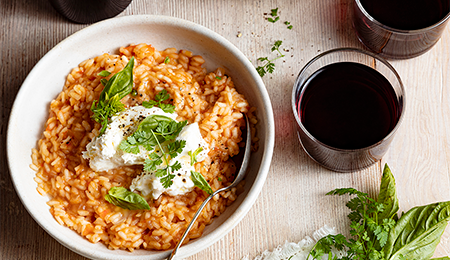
(168, 114), (252, 260)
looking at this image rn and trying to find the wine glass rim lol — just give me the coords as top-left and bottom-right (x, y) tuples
(354, 0), (450, 34)
(291, 47), (406, 153)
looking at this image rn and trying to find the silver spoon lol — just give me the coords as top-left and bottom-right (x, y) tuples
(168, 114), (251, 260)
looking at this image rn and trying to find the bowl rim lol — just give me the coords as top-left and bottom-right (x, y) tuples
(7, 14), (275, 259)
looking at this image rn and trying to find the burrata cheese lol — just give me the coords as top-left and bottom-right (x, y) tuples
(82, 105), (210, 199)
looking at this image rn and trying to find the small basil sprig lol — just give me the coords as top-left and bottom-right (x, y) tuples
(91, 57), (135, 135)
(104, 186), (150, 210)
(191, 170), (213, 195)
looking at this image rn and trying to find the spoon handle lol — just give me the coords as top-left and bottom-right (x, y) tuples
(167, 190), (218, 260)
(167, 115), (250, 260)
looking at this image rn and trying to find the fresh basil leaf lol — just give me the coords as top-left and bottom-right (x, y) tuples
(99, 57), (135, 102)
(100, 78), (108, 87)
(104, 186), (150, 210)
(191, 170), (213, 194)
(98, 70), (111, 77)
(91, 57), (135, 135)
(430, 257), (450, 260)
(378, 164), (400, 221)
(384, 201), (450, 260)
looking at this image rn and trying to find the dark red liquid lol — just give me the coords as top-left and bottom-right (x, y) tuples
(360, 0), (450, 30)
(353, 0), (450, 59)
(298, 62), (400, 150)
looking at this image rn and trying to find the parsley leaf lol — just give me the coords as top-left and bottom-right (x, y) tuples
(256, 40), (285, 77)
(142, 89), (176, 113)
(91, 57), (135, 135)
(267, 8), (280, 23)
(270, 7), (278, 17)
(144, 139), (186, 189)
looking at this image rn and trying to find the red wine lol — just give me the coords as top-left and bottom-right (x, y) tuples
(298, 62), (400, 150)
(353, 0), (450, 59)
(361, 0), (450, 30)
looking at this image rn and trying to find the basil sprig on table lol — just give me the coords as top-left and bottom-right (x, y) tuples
(104, 186), (150, 210)
(307, 164), (450, 260)
(91, 57), (135, 135)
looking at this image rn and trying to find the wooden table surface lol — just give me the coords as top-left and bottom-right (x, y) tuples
(1, 0), (450, 259)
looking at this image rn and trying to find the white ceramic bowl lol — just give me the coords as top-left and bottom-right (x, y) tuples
(7, 15), (274, 260)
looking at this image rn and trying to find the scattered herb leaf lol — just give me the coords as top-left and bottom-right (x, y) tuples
(267, 8), (280, 23)
(191, 171), (213, 194)
(270, 7), (278, 17)
(142, 89), (176, 114)
(256, 40), (285, 77)
(104, 186), (150, 210)
(164, 56), (170, 64)
(91, 57), (135, 135)
(268, 16), (280, 23)
(284, 21), (293, 30)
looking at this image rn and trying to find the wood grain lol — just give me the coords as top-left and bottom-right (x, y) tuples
(1, 0), (449, 259)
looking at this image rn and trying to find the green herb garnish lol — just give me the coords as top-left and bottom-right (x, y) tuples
(267, 8), (280, 23)
(104, 186), (150, 210)
(307, 164), (450, 260)
(256, 40), (285, 77)
(191, 171), (213, 195)
(98, 70), (112, 77)
(164, 56), (170, 64)
(143, 138), (186, 189)
(284, 21), (293, 30)
(119, 115), (187, 154)
(142, 89), (176, 114)
(91, 57), (135, 135)
(188, 147), (204, 166)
